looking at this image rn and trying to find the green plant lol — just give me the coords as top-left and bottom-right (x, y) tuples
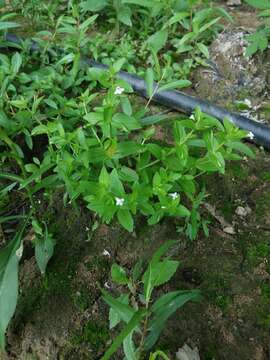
(0, 1), (255, 352)
(244, 0), (270, 56)
(149, 351), (170, 360)
(101, 241), (199, 359)
(0, 216), (29, 349)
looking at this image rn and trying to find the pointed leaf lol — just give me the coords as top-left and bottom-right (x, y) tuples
(101, 310), (146, 360)
(117, 209), (134, 232)
(35, 226), (55, 274)
(111, 263), (129, 285)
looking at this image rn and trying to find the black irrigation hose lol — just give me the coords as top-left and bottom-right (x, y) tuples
(4, 33), (270, 149)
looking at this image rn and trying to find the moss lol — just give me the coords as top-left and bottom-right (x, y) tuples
(205, 274), (233, 312)
(228, 162), (250, 181)
(256, 283), (270, 330)
(260, 171), (270, 182)
(247, 242), (270, 267)
(261, 283), (270, 299)
(72, 287), (91, 311)
(249, 299), (270, 331)
(72, 320), (109, 353)
(204, 343), (219, 360)
(85, 255), (110, 272)
(255, 190), (270, 218)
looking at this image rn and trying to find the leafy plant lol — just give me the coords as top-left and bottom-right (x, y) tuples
(0, 1), (255, 352)
(244, 0), (270, 56)
(101, 241), (200, 359)
(0, 217), (28, 350)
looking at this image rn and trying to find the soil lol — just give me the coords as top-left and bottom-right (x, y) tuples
(2, 3), (270, 360)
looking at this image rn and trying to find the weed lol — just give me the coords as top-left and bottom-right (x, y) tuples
(0, 0), (254, 353)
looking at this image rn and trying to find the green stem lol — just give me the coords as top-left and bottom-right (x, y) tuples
(139, 148), (175, 171)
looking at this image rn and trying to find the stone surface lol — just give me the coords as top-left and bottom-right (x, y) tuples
(193, 31), (269, 107)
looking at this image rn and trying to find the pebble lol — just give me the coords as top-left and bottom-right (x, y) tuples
(227, 0), (241, 5)
(223, 226), (236, 235)
(235, 206), (251, 217)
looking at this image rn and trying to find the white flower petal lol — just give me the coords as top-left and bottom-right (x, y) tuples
(169, 192), (179, 200)
(16, 243), (23, 259)
(115, 197), (125, 206)
(247, 131), (255, 140)
(102, 249), (111, 257)
(114, 86), (124, 95)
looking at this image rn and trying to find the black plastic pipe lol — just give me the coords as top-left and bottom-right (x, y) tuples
(4, 33), (270, 149)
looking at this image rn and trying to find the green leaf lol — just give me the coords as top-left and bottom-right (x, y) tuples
(122, 0), (153, 7)
(117, 209), (134, 232)
(110, 169), (125, 196)
(99, 166), (110, 187)
(165, 12), (189, 27)
(140, 113), (168, 126)
(80, 14), (99, 31)
(228, 141), (255, 158)
(197, 42), (210, 58)
(245, 0), (270, 9)
(76, 127), (87, 149)
(102, 289), (135, 324)
(0, 215), (25, 225)
(150, 240), (177, 266)
(149, 350), (170, 360)
(119, 166), (139, 183)
(147, 30), (168, 53)
(44, 98), (58, 109)
(121, 97), (133, 116)
(0, 21), (20, 31)
(19, 163), (55, 189)
(112, 58), (126, 73)
(101, 310), (146, 360)
(123, 332), (136, 360)
(112, 113), (141, 131)
(11, 52), (22, 77)
(118, 6), (132, 26)
(175, 205), (191, 217)
(115, 141), (142, 159)
(145, 290), (200, 350)
(80, 0), (108, 12)
(0, 111), (12, 130)
(0, 220), (28, 350)
(145, 68), (154, 97)
(35, 225), (55, 275)
(157, 79), (191, 93)
(109, 294), (129, 329)
(111, 263), (129, 285)
(143, 260), (179, 290)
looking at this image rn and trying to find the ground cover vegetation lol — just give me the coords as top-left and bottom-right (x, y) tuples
(0, 0), (264, 359)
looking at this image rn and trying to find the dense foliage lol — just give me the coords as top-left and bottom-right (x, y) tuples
(0, 0), (255, 356)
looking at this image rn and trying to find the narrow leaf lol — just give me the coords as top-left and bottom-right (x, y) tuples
(101, 310), (146, 360)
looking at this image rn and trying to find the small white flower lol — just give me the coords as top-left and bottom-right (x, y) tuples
(169, 192), (179, 200)
(104, 281), (110, 289)
(37, 199), (41, 204)
(16, 243), (23, 259)
(189, 114), (195, 120)
(115, 197), (124, 206)
(161, 206), (166, 209)
(247, 131), (255, 140)
(244, 98), (252, 108)
(85, 226), (90, 231)
(114, 86), (124, 95)
(102, 249), (111, 257)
